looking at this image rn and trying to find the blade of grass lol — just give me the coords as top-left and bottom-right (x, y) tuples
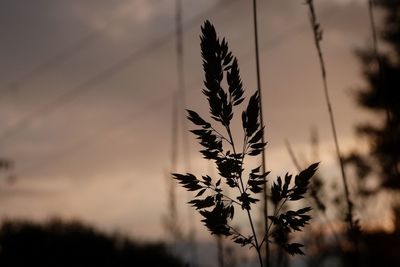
(251, 0), (269, 265)
(304, 0), (355, 234)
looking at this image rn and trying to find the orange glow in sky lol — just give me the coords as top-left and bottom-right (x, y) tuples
(0, 0), (387, 241)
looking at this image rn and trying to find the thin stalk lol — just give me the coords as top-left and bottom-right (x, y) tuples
(305, 0), (355, 232)
(260, 199), (288, 248)
(217, 235), (224, 267)
(175, 1), (198, 265)
(211, 126), (232, 144)
(368, 0), (379, 66)
(171, 95), (179, 222)
(226, 124), (263, 267)
(175, 0), (191, 170)
(228, 225), (250, 240)
(252, 0), (269, 265)
(284, 139), (302, 171)
(368, 0), (392, 124)
(284, 138), (341, 246)
(164, 93), (182, 241)
(202, 183), (242, 206)
(245, 206), (263, 267)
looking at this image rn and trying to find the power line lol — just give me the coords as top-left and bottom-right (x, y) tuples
(0, 0), (240, 146)
(256, 5), (338, 57)
(3, 0), (160, 91)
(16, 91), (174, 177)
(15, 3), (341, 179)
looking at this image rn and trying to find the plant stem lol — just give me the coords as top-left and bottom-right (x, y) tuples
(225, 123), (263, 267)
(217, 235), (224, 267)
(251, 0), (269, 265)
(368, 0), (391, 124)
(226, 126), (236, 153)
(368, 0), (378, 66)
(204, 184), (242, 206)
(246, 209), (264, 267)
(305, 0), (355, 232)
(259, 198), (287, 248)
(211, 125), (232, 145)
(166, 94), (182, 241)
(284, 139), (302, 171)
(284, 138), (342, 246)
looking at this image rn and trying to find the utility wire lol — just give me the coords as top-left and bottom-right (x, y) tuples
(176, 0), (191, 172)
(0, 0), (240, 147)
(16, 90), (175, 177)
(15, 2), (340, 181)
(164, 92), (183, 241)
(2, 0), (337, 150)
(3, 0), (160, 91)
(14, 0), (245, 177)
(175, 0), (199, 266)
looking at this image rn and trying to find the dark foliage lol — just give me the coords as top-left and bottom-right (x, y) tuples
(356, 231), (400, 267)
(269, 164), (318, 255)
(0, 159), (12, 170)
(173, 20), (319, 260)
(0, 219), (183, 267)
(309, 174), (326, 212)
(353, 0), (400, 190)
(315, 231), (400, 267)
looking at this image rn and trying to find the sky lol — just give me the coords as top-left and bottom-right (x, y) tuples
(0, 0), (390, 241)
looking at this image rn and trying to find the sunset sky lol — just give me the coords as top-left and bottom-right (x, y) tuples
(0, 0), (389, 241)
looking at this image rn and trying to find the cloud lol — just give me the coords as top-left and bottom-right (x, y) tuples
(0, 0), (384, 239)
(69, 0), (161, 40)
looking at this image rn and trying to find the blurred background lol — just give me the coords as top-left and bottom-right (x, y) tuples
(0, 0), (398, 266)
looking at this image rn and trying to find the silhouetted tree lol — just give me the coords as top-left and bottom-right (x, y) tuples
(0, 219), (183, 267)
(354, 0), (400, 191)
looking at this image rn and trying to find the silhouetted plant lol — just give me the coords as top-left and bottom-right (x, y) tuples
(304, 0), (360, 241)
(173, 20), (319, 267)
(249, 0), (269, 264)
(285, 134), (344, 265)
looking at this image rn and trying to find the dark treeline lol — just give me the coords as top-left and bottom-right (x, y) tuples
(0, 219), (183, 267)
